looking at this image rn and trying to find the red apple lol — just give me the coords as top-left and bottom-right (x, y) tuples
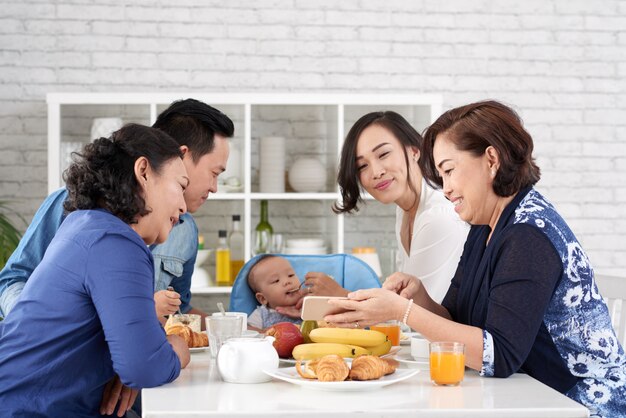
(265, 322), (304, 358)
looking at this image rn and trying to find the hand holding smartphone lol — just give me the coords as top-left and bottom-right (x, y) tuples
(300, 296), (348, 321)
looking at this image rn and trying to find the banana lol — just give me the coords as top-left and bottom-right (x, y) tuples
(309, 328), (387, 348)
(368, 340), (392, 357)
(292, 343), (370, 360)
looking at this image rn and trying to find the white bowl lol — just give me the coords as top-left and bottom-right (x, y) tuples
(283, 246), (327, 255)
(411, 335), (430, 360)
(194, 249), (213, 268)
(286, 238), (325, 248)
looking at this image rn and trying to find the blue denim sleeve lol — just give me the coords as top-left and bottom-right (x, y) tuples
(151, 213), (198, 313)
(87, 233), (181, 388)
(0, 189), (68, 317)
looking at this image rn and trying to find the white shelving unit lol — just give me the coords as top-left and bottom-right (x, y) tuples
(47, 93), (442, 294)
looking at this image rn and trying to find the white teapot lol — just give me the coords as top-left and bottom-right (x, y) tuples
(217, 336), (279, 383)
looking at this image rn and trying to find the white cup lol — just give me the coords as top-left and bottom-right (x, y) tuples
(206, 316), (243, 358)
(411, 334), (430, 360)
(212, 312), (247, 334)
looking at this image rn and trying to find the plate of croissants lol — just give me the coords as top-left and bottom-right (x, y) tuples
(264, 354), (419, 391)
(164, 319), (209, 351)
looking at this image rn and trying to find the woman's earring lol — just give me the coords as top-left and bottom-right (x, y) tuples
(491, 169), (496, 177)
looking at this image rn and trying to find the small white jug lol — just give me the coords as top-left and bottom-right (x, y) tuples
(217, 336), (278, 383)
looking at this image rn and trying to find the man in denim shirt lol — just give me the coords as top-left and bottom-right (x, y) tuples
(0, 98), (234, 323)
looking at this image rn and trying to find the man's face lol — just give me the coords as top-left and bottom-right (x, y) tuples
(181, 135), (230, 213)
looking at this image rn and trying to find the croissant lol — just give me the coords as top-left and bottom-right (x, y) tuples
(295, 358), (320, 380)
(295, 355), (349, 382)
(348, 355), (397, 381)
(316, 354), (350, 382)
(165, 324), (208, 348)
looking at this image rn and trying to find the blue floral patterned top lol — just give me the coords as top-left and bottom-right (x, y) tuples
(442, 187), (625, 418)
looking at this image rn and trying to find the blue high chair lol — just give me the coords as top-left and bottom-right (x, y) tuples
(228, 254), (381, 315)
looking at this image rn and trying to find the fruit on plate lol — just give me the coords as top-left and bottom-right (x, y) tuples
(265, 322), (304, 358)
(309, 328), (387, 347)
(292, 343), (370, 360)
(368, 340), (393, 357)
(300, 320), (318, 344)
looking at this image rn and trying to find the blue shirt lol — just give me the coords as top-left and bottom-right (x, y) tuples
(0, 188), (198, 317)
(443, 187), (625, 418)
(0, 209), (181, 417)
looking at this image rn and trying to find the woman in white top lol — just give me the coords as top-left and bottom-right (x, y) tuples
(274, 111), (468, 318)
(333, 111), (468, 302)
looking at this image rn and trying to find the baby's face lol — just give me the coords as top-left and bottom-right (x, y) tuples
(253, 257), (302, 308)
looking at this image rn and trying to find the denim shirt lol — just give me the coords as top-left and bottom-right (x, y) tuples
(150, 212), (198, 313)
(0, 188), (197, 317)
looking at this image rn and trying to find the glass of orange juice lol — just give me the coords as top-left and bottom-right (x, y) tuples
(369, 320), (401, 346)
(429, 342), (465, 386)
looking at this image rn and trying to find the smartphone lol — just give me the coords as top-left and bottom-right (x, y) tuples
(300, 296), (348, 321)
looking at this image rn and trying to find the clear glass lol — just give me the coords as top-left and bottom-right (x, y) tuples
(206, 316), (243, 358)
(429, 341), (465, 386)
(270, 233), (284, 254)
(369, 320), (400, 346)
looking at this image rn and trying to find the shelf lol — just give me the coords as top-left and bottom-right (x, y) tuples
(47, 93), (441, 271)
(191, 286), (232, 295)
(249, 193), (340, 200)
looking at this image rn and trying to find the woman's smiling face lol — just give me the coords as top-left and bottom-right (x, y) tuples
(433, 132), (496, 225)
(355, 124), (418, 207)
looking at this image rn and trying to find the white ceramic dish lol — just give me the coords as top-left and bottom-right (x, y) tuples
(394, 353), (428, 365)
(399, 331), (421, 346)
(286, 238), (325, 248)
(284, 247), (327, 255)
(263, 367), (419, 391)
(190, 346), (209, 353)
(194, 249), (213, 268)
(219, 184), (243, 193)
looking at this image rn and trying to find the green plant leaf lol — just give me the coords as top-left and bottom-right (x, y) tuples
(0, 201), (23, 269)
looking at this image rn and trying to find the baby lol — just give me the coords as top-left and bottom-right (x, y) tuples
(247, 255), (331, 330)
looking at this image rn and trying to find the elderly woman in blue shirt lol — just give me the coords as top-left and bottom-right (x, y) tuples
(0, 124), (191, 417)
(326, 101), (625, 418)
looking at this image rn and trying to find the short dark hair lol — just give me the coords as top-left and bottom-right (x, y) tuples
(63, 123), (183, 224)
(152, 98), (235, 163)
(422, 100), (540, 197)
(333, 111), (424, 214)
(247, 255), (277, 293)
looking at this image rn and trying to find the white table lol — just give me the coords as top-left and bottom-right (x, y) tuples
(142, 348), (589, 418)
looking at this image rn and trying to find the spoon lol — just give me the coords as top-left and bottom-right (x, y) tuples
(167, 286), (185, 319)
(217, 302), (226, 316)
(286, 281), (307, 295)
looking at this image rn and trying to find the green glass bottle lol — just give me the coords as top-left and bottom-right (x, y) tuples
(253, 200), (273, 255)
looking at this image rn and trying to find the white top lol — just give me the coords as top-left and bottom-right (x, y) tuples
(395, 179), (469, 302)
(141, 349), (589, 417)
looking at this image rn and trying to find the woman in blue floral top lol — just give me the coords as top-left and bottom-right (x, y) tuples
(326, 101), (625, 417)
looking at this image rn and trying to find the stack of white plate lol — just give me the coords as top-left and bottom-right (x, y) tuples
(284, 238), (327, 255)
(259, 136), (285, 193)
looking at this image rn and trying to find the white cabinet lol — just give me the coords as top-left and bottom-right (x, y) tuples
(47, 93), (441, 293)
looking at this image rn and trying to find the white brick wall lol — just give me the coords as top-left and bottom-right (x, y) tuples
(0, 0), (625, 276)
